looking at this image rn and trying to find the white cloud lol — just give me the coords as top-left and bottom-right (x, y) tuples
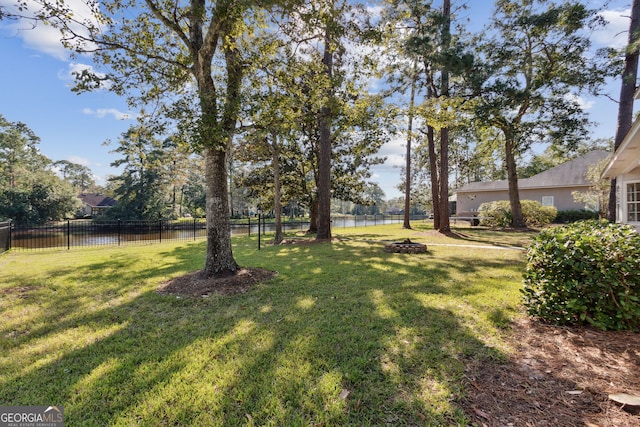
(51, 155), (93, 178)
(82, 108), (133, 120)
(593, 9), (631, 49)
(377, 134), (407, 168)
(67, 155), (91, 166)
(57, 62), (111, 89)
(565, 93), (595, 110)
(93, 174), (107, 186)
(18, 22), (69, 60)
(366, 5), (383, 19)
(384, 153), (406, 168)
(0, 0), (99, 59)
(58, 62), (97, 79)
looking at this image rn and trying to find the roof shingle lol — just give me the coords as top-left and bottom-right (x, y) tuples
(455, 150), (610, 193)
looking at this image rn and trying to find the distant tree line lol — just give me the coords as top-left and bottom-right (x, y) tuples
(0, 114), (83, 226)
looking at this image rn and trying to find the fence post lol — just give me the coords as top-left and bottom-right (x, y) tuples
(67, 219), (71, 250)
(193, 218), (197, 240)
(248, 216), (251, 236)
(118, 219), (121, 246)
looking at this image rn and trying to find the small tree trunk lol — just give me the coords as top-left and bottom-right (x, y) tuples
(270, 132), (283, 244)
(404, 67), (417, 229)
(439, 127), (451, 233)
(428, 124), (440, 229)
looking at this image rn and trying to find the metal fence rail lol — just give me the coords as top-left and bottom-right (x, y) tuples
(9, 219), (209, 251)
(5, 215), (424, 251)
(0, 221), (10, 254)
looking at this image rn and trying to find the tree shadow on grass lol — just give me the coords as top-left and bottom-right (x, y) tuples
(1, 239), (522, 425)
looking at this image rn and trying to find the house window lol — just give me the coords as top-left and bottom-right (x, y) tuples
(541, 196), (554, 207)
(627, 183), (640, 222)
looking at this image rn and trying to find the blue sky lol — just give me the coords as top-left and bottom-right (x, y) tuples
(0, 0), (635, 200)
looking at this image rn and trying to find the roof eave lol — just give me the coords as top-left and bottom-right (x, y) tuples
(602, 116), (640, 179)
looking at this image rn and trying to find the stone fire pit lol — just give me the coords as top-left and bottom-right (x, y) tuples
(384, 238), (427, 254)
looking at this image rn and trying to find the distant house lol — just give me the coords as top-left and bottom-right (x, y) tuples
(77, 193), (117, 217)
(602, 92), (640, 229)
(454, 150), (610, 216)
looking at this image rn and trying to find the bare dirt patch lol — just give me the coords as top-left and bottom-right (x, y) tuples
(157, 268), (277, 297)
(279, 237), (335, 245)
(461, 318), (640, 427)
(0, 285), (41, 298)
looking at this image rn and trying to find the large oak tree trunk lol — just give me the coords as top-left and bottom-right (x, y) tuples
(203, 147), (238, 275)
(317, 28), (333, 241)
(196, 20), (242, 276)
(308, 200), (319, 234)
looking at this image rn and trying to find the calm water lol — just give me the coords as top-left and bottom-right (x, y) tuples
(10, 216), (417, 250)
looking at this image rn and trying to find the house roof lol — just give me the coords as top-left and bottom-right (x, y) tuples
(455, 150), (610, 193)
(602, 111), (640, 179)
(78, 193), (117, 207)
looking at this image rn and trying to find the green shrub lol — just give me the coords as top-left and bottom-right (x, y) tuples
(521, 200), (557, 227)
(478, 200), (557, 228)
(478, 200), (512, 227)
(522, 220), (640, 331)
(554, 209), (599, 223)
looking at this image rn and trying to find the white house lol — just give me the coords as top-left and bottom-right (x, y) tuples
(602, 91), (640, 229)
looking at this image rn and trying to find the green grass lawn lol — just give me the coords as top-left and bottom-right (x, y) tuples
(0, 223), (534, 426)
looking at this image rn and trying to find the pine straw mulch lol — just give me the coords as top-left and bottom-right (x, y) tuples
(157, 267), (277, 297)
(460, 317), (640, 427)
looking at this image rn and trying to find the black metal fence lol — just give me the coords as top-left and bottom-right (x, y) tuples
(0, 221), (10, 254)
(5, 215), (422, 251)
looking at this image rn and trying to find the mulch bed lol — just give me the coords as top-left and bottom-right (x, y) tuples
(460, 318), (640, 427)
(157, 268), (277, 297)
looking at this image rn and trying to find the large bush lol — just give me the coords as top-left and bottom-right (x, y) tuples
(522, 220), (640, 331)
(478, 200), (511, 227)
(478, 200), (557, 227)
